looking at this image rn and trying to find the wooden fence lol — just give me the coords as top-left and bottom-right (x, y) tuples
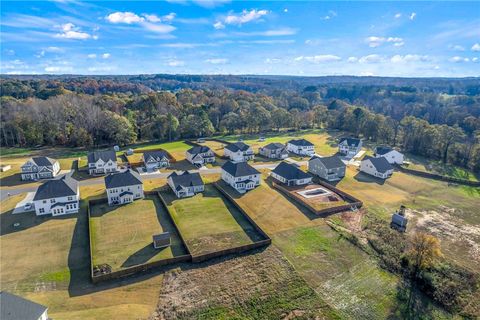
(395, 165), (480, 187)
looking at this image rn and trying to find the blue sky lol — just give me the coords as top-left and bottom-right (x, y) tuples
(1, 0), (479, 77)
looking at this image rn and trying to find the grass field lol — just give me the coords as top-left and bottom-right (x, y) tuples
(135, 141), (191, 161)
(89, 196), (187, 271)
(161, 184), (264, 256)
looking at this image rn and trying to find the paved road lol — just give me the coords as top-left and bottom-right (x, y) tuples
(0, 161), (298, 202)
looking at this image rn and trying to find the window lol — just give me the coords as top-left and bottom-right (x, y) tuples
(43, 200), (47, 204)
(50, 199), (56, 203)
(68, 196), (73, 201)
(39, 208), (45, 213)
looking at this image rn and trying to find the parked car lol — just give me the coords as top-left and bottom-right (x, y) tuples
(24, 203), (33, 211)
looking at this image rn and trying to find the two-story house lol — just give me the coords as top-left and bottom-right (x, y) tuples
(374, 146), (404, 165)
(87, 150), (118, 175)
(360, 155), (394, 179)
(271, 162), (312, 186)
(308, 155), (346, 182)
(104, 169), (144, 205)
(286, 139), (315, 156)
(20, 157), (60, 181)
(221, 161), (260, 193)
(185, 146), (215, 166)
(32, 176), (79, 216)
(338, 137), (363, 158)
(224, 142), (254, 162)
(167, 171), (205, 198)
(1, 291), (49, 320)
(258, 142), (289, 159)
(142, 150), (170, 171)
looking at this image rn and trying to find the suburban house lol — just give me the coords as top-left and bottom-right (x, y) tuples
(286, 139), (315, 156)
(224, 142), (254, 162)
(20, 157), (60, 181)
(360, 155), (394, 179)
(88, 150), (118, 175)
(185, 146), (215, 165)
(142, 150), (170, 171)
(374, 146), (404, 164)
(221, 161), (260, 193)
(271, 162), (312, 186)
(338, 137), (363, 158)
(308, 155), (346, 182)
(167, 171), (204, 198)
(259, 142), (289, 159)
(105, 169), (144, 206)
(32, 176), (79, 216)
(1, 291), (49, 320)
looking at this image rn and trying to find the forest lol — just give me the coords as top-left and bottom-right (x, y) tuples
(1, 75), (479, 173)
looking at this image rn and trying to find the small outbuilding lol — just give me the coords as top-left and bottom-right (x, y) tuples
(153, 232), (171, 249)
(391, 205), (408, 232)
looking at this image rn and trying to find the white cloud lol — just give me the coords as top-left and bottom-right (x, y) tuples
(234, 28), (297, 37)
(321, 10), (337, 20)
(359, 54), (383, 63)
(265, 58), (281, 64)
(142, 22), (176, 34)
(222, 9), (269, 26)
(472, 57), (479, 63)
(87, 53), (97, 58)
(366, 36), (404, 48)
(44, 66), (73, 72)
(167, 59), (185, 67)
(55, 23), (91, 40)
(213, 21), (225, 29)
(294, 55), (341, 63)
(472, 43), (480, 51)
(394, 13), (402, 19)
(449, 44), (465, 51)
(449, 56), (469, 63)
(162, 13), (176, 22)
(205, 58), (228, 64)
(107, 12), (144, 24)
(347, 56), (358, 63)
(87, 66), (116, 72)
(391, 54), (429, 63)
(143, 14), (161, 23)
(284, 8), (288, 13)
(409, 12), (416, 20)
(102, 53), (111, 59)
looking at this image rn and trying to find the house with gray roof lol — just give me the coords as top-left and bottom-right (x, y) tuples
(32, 176), (79, 216)
(221, 161), (260, 193)
(360, 155), (394, 179)
(186, 146), (215, 165)
(88, 150), (118, 175)
(308, 155), (346, 182)
(105, 169), (144, 205)
(21, 156), (60, 181)
(374, 146), (404, 164)
(286, 139), (315, 156)
(224, 142), (254, 162)
(0, 291), (48, 320)
(259, 142), (289, 159)
(142, 150), (170, 171)
(271, 162), (312, 186)
(167, 171), (204, 198)
(338, 137), (363, 158)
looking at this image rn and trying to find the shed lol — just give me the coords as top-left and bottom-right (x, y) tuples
(0, 165), (11, 172)
(126, 148), (134, 156)
(153, 232), (171, 249)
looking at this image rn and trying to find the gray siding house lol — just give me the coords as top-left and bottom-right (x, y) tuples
(259, 142), (289, 159)
(167, 171), (204, 198)
(21, 157), (60, 181)
(308, 155), (346, 181)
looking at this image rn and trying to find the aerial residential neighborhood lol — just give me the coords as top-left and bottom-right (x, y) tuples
(1, 1), (479, 319)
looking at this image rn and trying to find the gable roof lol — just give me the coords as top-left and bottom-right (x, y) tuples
(225, 142), (251, 152)
(363, 155), (393, 173)
(221, 161), (259, 177)
(168, 171), (204, 189)
(310, 155), (345, 169)
(187, 146), (212, 155)
(105, 169), (142, 189)
(33, 176), (78, 201)
(143, 150), (169, 162)
(375, 146), (394, 155)
(28, 156), (57, 167)
(272, 162), (312, 181)
(1, 292), (47, 320)
(339, 137), (362, 147)
(88, 150), (116, 164)
(261, 142), (285, 150)
(288, 139), (314, 147)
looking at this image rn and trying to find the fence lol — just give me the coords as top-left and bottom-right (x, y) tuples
(185, 139), (230, 159)
(395, 165), (480, 187)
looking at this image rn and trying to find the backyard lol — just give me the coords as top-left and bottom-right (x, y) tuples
(89, 196), (187, 271)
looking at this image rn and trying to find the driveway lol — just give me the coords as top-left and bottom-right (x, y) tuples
(12, 192), (36, 214)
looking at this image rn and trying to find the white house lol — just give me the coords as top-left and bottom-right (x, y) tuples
(167, 171), (204, 198)
(360, 156), (394, 179)
(0, 291), (49, 320)
(104, 169), (144, 205)
(20, 157), (60, 181)
(271, 162), (312, 186)
(224, 142), (254, 162)
(221, 161), (260, 193)
(142, 150), (170, 171)
(286, 139), (315, 156)
(258, 142), (289, 159)
(308, 155), (346, 182)
(88, 150), (118, 175)
(32, 176), (79, 216)
(374, 146), (404, 165)
(185, 146), (215, 165)
(338, 137), (363, 158)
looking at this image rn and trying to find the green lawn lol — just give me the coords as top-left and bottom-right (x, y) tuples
(89, 196), (187, 271)
(405, 154), (479, 182)
(161, 184), (264, 256)
(135, 141), (191, 161)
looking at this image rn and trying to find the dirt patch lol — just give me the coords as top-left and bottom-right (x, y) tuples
(406, 206), (480, 269)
